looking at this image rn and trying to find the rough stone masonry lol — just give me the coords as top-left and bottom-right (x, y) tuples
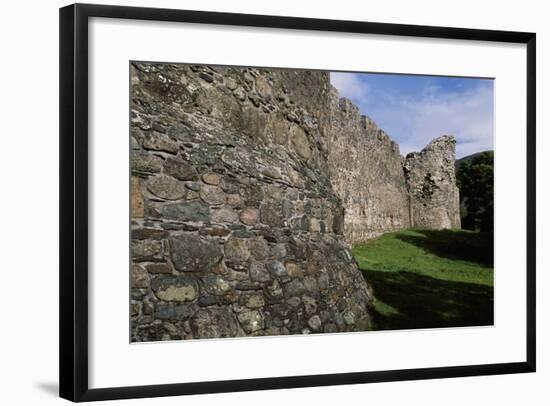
(327, 93), (461, 244)
(130, 63), (460, 341)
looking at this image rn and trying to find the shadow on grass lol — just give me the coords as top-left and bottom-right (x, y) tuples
(395, 229), (494, 266)
(363, 269), (494, 330)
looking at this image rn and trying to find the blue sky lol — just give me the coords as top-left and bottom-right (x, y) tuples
(330, 72), (494, 159)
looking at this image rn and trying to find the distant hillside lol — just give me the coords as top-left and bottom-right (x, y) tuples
(455, 150), (494, 172)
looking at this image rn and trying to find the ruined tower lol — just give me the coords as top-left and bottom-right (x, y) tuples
(130, 64), (371, 341)
(404, 136), (462, 230)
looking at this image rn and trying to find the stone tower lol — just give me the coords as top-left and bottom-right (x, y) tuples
(130, 63), (371, 341)
(403, 135), (461, 230)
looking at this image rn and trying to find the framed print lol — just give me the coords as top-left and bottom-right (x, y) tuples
(59, 3), (536, 402)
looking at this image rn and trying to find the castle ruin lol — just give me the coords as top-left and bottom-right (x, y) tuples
(327, 93), (461, 244)
(130, 64), (460, 341)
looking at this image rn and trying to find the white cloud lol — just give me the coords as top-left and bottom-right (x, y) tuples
(329, 72), (370, 105)
(376, 84), (494, 158)
(329, 72), (494, 159)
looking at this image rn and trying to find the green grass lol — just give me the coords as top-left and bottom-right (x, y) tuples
(352, 229), (494, 330)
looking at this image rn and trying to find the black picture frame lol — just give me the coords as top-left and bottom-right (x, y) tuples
(59, 3), (536, 402)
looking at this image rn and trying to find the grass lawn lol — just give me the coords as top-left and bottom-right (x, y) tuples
(352, 229), (494, 331)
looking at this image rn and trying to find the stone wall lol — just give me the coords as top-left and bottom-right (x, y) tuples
(129, 63), (461, 342)
(404, 136), (461, 229)
(130, 63), (371, 341)
(326, 93), (412, 245)
(324, 92), (460, 244)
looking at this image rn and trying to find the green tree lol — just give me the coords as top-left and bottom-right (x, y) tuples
(456, 152), (494, 235)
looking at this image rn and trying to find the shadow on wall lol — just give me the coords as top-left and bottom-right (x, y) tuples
(363, 270), (494, 330)
(395, 229), (494, 266)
